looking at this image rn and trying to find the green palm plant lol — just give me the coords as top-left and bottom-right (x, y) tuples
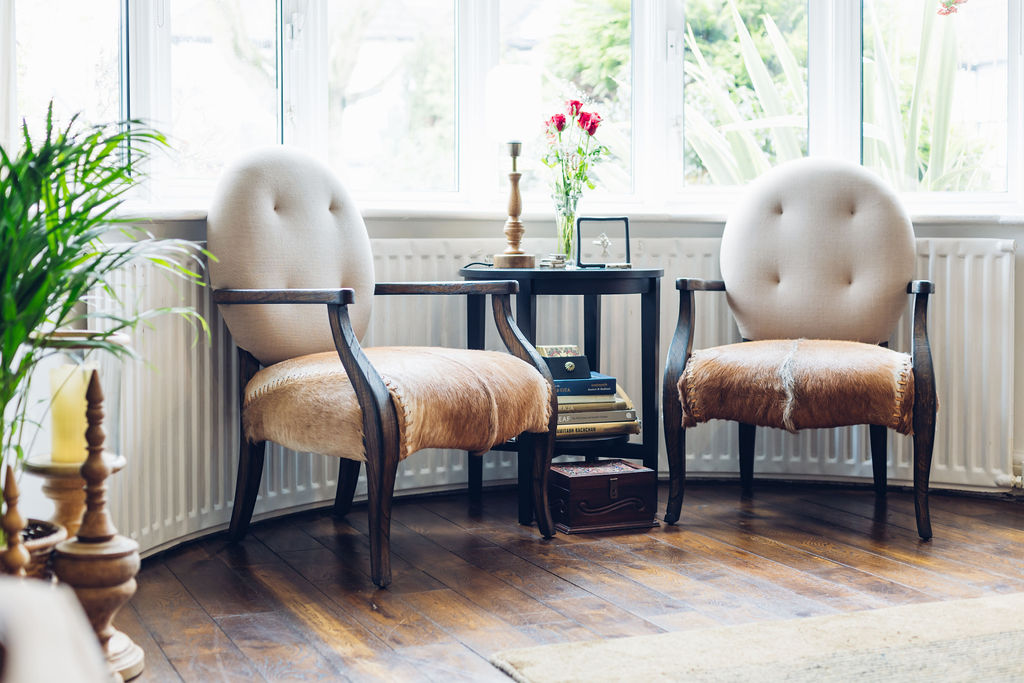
(1, 103), (208, 484)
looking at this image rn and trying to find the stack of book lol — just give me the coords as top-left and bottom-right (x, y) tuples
(536, 345), (642, 439)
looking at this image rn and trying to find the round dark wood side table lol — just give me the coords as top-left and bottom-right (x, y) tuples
(460, 266), (664, 524)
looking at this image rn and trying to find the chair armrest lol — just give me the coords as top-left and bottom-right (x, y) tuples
(212, 288), (355, 305)
(489, 292), (557, 426)
(908, 280), (934, 294)
(375, 281), (518, 296)
(664, 280), (716, 443)
(676, 278), (726, 292)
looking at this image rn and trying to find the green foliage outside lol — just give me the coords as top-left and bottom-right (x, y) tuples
(548, 0), (996, 191)
(548, 0), (632, 114)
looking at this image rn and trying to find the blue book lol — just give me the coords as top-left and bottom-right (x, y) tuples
(554, 372), (617, 396)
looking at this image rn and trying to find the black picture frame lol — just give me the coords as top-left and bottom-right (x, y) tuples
(575, 216), (631, 269)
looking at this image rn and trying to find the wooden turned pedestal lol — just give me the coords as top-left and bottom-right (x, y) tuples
(52, 371), (144, 681)
(23, 454), (126, 537)
(53, 536), (143, 679)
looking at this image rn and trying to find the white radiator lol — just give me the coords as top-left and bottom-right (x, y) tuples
(101, 236), (1015, 556)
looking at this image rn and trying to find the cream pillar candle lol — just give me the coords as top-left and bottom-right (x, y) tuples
(50, 364), (89, 463)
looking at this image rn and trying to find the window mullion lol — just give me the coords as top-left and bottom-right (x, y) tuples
(633, 0), (680, 201)
(1, 0), (15, 149)
(1008, 0), (1023, 206)
(457, 0), (497, 202)
(808, 0), (861, 162)
(126, 0), (170, 200)
(281, 0), (326, 157)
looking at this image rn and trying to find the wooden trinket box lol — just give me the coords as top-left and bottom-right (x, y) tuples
(548, 460), (658, 534)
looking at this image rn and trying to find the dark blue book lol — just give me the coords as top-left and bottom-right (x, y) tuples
(554, 372), (616, 396)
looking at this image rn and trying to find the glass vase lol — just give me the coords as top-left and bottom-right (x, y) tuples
(552, 192), (581, 264)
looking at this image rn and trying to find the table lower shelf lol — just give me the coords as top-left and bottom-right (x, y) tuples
(489, 434), (634, 453)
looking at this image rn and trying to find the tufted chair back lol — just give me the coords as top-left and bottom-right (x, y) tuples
(207, 147), (375, 366)
(720, 158), (915, 343)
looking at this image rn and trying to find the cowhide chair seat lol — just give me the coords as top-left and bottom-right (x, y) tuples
(662, 158), (938, 540)
(681, 339), (914, 434)
(243, 347), (550, 461)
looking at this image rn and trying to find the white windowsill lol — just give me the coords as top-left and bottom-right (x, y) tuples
(120, 197), (1024, 229)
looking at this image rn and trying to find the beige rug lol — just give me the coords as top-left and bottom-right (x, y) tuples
(491, 593), (1024, 682)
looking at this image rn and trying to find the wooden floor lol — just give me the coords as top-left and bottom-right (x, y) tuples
(119, 482), (1024, 682)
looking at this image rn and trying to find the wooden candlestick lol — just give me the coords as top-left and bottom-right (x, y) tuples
(53, 370), (145, 680)
(493, 141), (536, 268)
(2, 465), (29, 577)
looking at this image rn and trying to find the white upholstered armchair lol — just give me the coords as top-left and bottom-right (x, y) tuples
(662, 158), (937, 539)
(207, 147), (557, 587)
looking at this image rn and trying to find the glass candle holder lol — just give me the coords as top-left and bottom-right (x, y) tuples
(38, 331), (126, 463)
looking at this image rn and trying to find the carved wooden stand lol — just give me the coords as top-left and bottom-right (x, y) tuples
(23, 454), (126, 538)
(493, 141), (535, 268)
(53, 371), (144, 681)
(2, 465), (29, 577)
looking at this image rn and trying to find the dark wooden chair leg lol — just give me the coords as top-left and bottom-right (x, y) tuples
(909, 282), (937, 541)
(517, 437), (534, 525)
(333, 458), (362, 517)
(468, 452), (483, 515)
(870, 424), (888, 495)
(913, 408), (936, 540)
(365, 449), (400, 589)
(739, 422), (756, 498)
(229, 439), (266, 540)
(664, 423), (686, 525)
(531, 432), (555, 538)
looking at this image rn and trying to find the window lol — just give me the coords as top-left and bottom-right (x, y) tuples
(495, 0), (633, 195)
(14, 0), (121, 130)
(138, 0), (279, 200)
(321, 0), (456, 193)
(4, 0), (1021, 211)
(682, 0), (808, 186)
(863, 0), (1008, 193)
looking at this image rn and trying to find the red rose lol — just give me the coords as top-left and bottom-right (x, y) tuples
(578, 111), (601, 136)
(567, 100), (583, 116)
(548, 113), (567, 132)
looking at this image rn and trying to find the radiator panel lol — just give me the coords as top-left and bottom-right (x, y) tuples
(100, 237), (1014, 555)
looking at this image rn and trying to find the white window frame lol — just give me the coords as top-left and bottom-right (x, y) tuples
(2, 0), (1022, 218)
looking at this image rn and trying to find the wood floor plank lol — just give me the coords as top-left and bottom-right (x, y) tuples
(542, 595), (664, 638)
(252, 516), (328, 554)
(395, 642), (509, 682)
(513, 619), (601, 645)
(347, 513), (569, 626)
(245, 562), (396, 662)
(301, 516), (447, 593)
(399, 504), (590, 602)
(166, 553), (279, 619)
(567, 538), (843, 617)
(318, 582), (459, 649)
(459, 545), (589, 602)
(131, 563), (263, 681)
(664, 502), (936, 608)
(125, 483), (1022, 681)
(683, 489), (985, 600)
(202, 534), (283, 569)
(217, 611), (346, 681)
(774, 494), (1024, 589)
(801, 490), (1024, 566)
(401, 589), (540, 656)
(114, 604), (183, 683)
